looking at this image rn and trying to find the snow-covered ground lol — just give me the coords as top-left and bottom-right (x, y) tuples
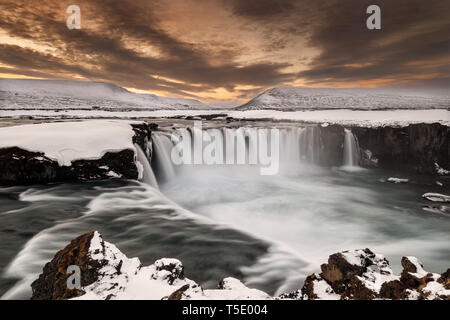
(1, 108), (448, 127)
(239, 87), (450, 110)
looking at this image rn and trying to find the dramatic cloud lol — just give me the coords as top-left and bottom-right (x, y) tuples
(0, 0), (448, 102)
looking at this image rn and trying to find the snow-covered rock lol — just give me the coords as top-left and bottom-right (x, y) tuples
(30, 233), (449, 300)
(422, 193), (450, 203)
(387, 177), (409, 184)
(31, 231), (271, 300)
(0, 120), (136, 166)
(435, 163), (450, 176)
(0, 120), (155, 184)
(297, 248), (449, 300)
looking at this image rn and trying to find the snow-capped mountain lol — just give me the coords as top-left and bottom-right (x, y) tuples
(0, 79), (207, 110)
(237, 87), (450, 111)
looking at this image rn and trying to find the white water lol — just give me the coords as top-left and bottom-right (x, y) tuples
(341, 129), (363, 172)
(152, 134), (176, 183)
(172, 126), (320, 171)
(135, 144), (159, 188)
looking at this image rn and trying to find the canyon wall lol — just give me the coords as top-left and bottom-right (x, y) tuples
(352, 123), (449, 174)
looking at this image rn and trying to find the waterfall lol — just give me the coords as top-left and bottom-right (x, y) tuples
(171, 126), (322, 174)
(342, 129), (361, 169)
(135, 144), (159, 188)
(279, 128), (303, 174)
(152, 133), (176, 183)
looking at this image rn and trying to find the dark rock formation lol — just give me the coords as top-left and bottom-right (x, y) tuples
(352, 123), (449, 174)
(31, 231), (100, 300)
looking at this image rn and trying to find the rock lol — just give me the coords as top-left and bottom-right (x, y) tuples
(167, 284), (191, 300)
(0, 148), (138, 185)
(361, 149), (379, 168)
(299, 273), (340, 300)
(154, 258), (185, 285)
(31, 231), (101, 300)
(438, 269), (450, 289)
(435, 162), (450, 176)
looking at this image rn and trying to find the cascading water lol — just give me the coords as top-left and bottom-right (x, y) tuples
(342, 129), (361, 170)
(135, 144), (159, 188)
(152, 133), (177, 183)
(174, 126), (321, 173)
(279, 128), (304, 174)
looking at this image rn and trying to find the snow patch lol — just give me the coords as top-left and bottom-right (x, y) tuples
(387, 177), (409, 184)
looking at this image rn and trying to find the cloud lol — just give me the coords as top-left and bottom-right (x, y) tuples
(0, 0), (448, 102)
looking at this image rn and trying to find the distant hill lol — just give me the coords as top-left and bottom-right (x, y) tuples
(0, 79), (207, 110)
(237, 87), (450, 111)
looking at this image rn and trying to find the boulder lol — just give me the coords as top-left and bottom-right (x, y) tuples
(31, 231), (101, 300)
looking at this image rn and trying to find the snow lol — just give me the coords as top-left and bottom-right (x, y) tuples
(341, 250), (364, 266)
(387, 177), (409, 184)
(312, 278), (341, 300)
(0, 120), (136, 166)
(201, 278), (270, 300)
(404, 256), (428, 278)
(357, 264), (399, 294)
(422, 281), (450, 300)
(422, 193), (450, 203)
(340, 250), (400, 295)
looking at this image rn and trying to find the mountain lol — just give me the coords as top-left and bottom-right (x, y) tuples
(0, 79), (207, 110)
(237, 87), (450, 111)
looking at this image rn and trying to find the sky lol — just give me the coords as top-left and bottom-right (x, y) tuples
(0, 0), (449, 103)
